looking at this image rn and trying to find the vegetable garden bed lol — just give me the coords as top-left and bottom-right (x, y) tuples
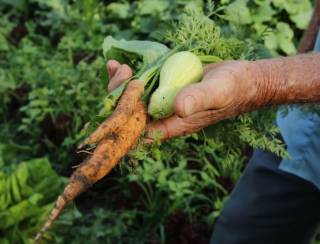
(0, 0), (316, 243)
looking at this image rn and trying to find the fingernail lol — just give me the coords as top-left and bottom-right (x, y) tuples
(183, 96), (196, 116)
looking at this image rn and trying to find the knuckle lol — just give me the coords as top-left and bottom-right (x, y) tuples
(178, 84), (206, 104)
(169, 116), (197, 137)
(122, 64), (133, 75)
(183, 110), (222, 131)
(107, 59), (117, 65)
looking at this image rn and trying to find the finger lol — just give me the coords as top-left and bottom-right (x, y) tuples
(203, 61), (234, 75)
(107, 60), (120, 79)
(173, 71), (233, 117)
(146, 107), (238, 142)
(173, 82), (216, 118)
(108, 64), (133, 92)
(145, 113), (207, 141)
(145, 115), (186, 142)
(145, 114), (201, 142)
(203, 63), (221, 75)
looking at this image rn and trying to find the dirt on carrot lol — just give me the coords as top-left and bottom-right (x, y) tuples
(35, 100), (147, 242)
(80, 80), (145, 148)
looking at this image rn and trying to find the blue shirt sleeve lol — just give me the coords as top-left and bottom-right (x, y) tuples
(315, 30), (320, 52)
(277, 28), (320, 189)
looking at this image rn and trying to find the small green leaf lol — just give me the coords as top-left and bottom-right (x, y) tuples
(264, 22), (297, 55)
(290, 8), (312, 29)
(252, 1), (275, 23)
(107, 3), (130, 19)
(102, 36), (169, 65)
(225, 0), (252, 25)
(138, 0), (169, 15)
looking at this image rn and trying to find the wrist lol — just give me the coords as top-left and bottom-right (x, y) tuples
(249, 59), (283, 107)
(252, 54), (320, 107)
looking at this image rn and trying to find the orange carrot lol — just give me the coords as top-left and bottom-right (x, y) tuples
(79, 80), (145, 148)
(35, 100), (147, 242)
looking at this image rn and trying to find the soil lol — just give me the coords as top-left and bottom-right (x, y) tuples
(42, 113), (72, 146)
(10, 24), (28, 44)
(73, 52), (96, 65)
(7, 86), (29, 119)
(164, 212), (211, 244)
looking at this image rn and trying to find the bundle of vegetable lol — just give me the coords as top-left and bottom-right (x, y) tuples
(35, 12), (285, 241)
(34, 16), (202, 242)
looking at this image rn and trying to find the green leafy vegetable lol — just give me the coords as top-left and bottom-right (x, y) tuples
(102, 35), (170, 66)
(99, 36), (172, 116)
(0, 156), (66, 243)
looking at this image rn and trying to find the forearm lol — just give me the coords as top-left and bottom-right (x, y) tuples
(253, 53), (320, 106)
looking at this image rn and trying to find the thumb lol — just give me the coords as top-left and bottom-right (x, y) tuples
(145, 115), (190, 142)
(174, 81), (219, 118)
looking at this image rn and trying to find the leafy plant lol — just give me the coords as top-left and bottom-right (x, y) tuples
(222, 0), (313, 55)
(0, 154), (66, 243)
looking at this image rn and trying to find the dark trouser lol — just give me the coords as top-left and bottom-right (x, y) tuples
(210, 150), (320, 244)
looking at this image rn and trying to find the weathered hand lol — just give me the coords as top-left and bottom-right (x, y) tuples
(106, 59), (261, 141)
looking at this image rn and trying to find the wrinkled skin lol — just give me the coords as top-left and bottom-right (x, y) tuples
(107, 53), (320, 141)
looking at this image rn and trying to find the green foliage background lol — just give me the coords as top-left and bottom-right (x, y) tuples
(0, 0), (315, 243)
